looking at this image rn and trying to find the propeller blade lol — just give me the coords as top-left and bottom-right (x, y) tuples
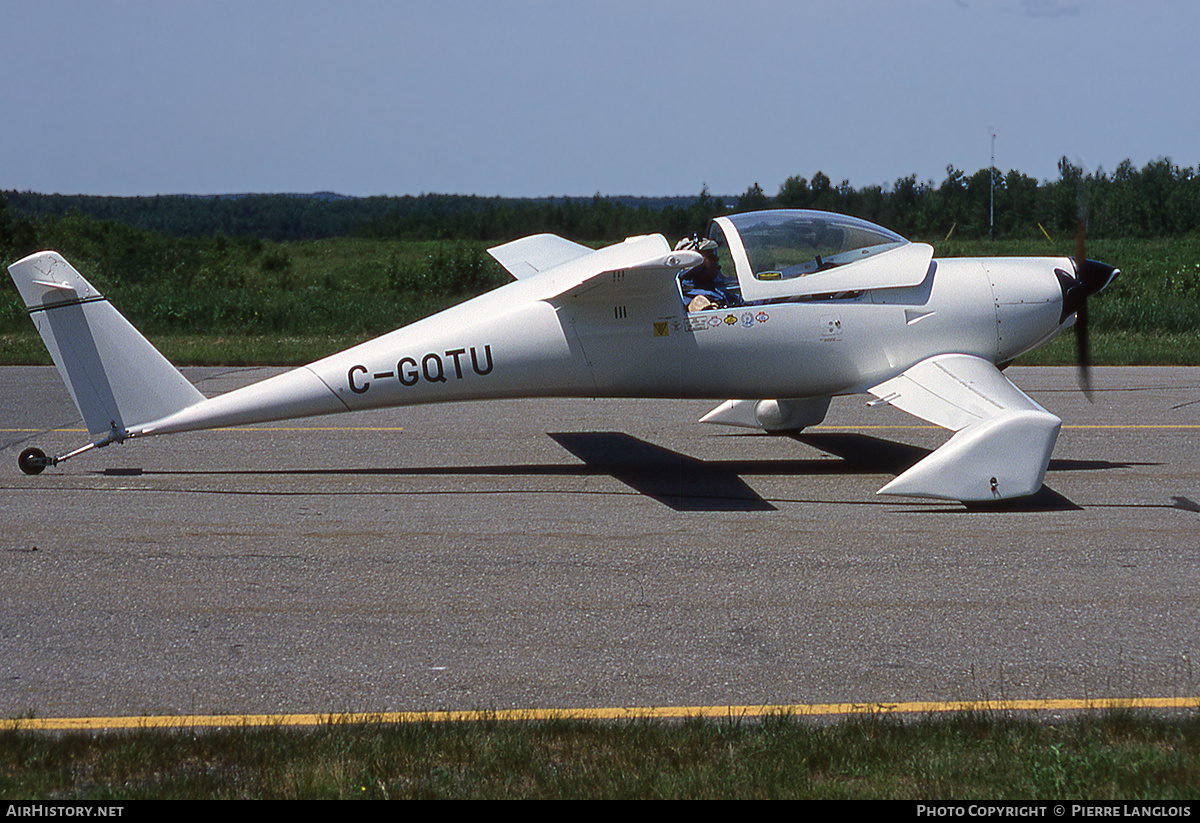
(1075, 299), (1092, 401)
(1073, 218), (1092, 400)
(1061, 164), (1117, 402)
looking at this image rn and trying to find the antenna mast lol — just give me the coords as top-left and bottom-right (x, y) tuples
(989, 130), (996, 241)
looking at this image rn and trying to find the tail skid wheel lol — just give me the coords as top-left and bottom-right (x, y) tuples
(18, 447), (49, 476)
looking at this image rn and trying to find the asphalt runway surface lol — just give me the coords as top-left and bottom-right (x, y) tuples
(1, 364), (1198, 719)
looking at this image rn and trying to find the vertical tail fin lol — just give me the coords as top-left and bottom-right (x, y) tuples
(8, 251), (205, 440)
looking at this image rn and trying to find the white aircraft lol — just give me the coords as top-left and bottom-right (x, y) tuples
(8, 209), (1117, 503)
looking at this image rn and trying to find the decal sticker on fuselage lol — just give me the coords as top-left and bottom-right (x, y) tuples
(820, 314), (843, 342)
(684, 309), (770, 332)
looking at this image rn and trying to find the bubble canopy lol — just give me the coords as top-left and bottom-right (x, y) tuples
(707, 210), (929, 302)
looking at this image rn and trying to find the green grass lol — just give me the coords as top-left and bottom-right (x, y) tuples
(0, 332), (375, 367)
(4, 234), (1200, 366)
(2, 711), (1198, 800)
(1013, 331), (1200, 366)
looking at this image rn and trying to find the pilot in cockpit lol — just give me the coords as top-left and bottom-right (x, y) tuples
(676, 237), (744, 312)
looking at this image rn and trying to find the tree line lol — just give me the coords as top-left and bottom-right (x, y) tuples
(2, 157), (1198, 255)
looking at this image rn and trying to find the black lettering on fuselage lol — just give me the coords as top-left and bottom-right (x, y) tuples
(398, 357), (419, 386)
(446, 348), (466, 379)
(348, 345), (495, 393)
(471, 345), (494, 375)
(422, 353), (447, 383)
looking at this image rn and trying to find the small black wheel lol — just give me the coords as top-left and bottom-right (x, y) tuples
(18, 447), (48, 476)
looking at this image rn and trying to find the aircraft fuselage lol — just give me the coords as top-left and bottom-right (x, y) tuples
(308, 255), (1069, 408)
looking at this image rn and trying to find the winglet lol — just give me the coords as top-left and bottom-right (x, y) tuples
(877, 409), (1061, 501)
(868, 353), (1060, 501)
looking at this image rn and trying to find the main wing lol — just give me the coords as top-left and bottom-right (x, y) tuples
(868, 353), (1061, 501)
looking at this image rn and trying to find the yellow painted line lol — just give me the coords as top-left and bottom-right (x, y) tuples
(6, 425), (1200, 435)
(1065, 424), (1200, 429)
(216, 427), (406, 432)
(2, 427), (404, 433)
(6, 697), (1199, 732)
(811, 429), (1200, 434)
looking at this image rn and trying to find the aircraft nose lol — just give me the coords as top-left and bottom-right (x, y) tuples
(1055, 259), (1119, 324)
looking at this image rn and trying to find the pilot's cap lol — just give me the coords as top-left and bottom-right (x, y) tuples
(674, 236), (720, 254)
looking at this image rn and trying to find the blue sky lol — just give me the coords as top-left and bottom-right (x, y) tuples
(3, 0), (1196, 197)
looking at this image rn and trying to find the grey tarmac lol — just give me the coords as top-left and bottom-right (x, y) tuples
(1, 365), (1198, 718)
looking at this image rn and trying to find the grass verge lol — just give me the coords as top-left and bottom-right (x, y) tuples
(2, 710), (1198, 800)
(1013, 331), (1200, 366)
(0, 333), (371, 367)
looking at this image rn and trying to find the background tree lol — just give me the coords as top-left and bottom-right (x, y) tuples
(738, 183), (771, 211)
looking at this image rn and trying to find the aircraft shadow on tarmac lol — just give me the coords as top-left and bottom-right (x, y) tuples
(555, 430), (1088, 512)
(789, 432), (1143, 513)
(102, 431), (1142, 513)
(548, 432), (777, 511)
(553, 431), (1137, 512)
(783, 432), (1088, 512)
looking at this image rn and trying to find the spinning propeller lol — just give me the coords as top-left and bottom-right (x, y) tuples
(1054, 190), (1119, 401)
